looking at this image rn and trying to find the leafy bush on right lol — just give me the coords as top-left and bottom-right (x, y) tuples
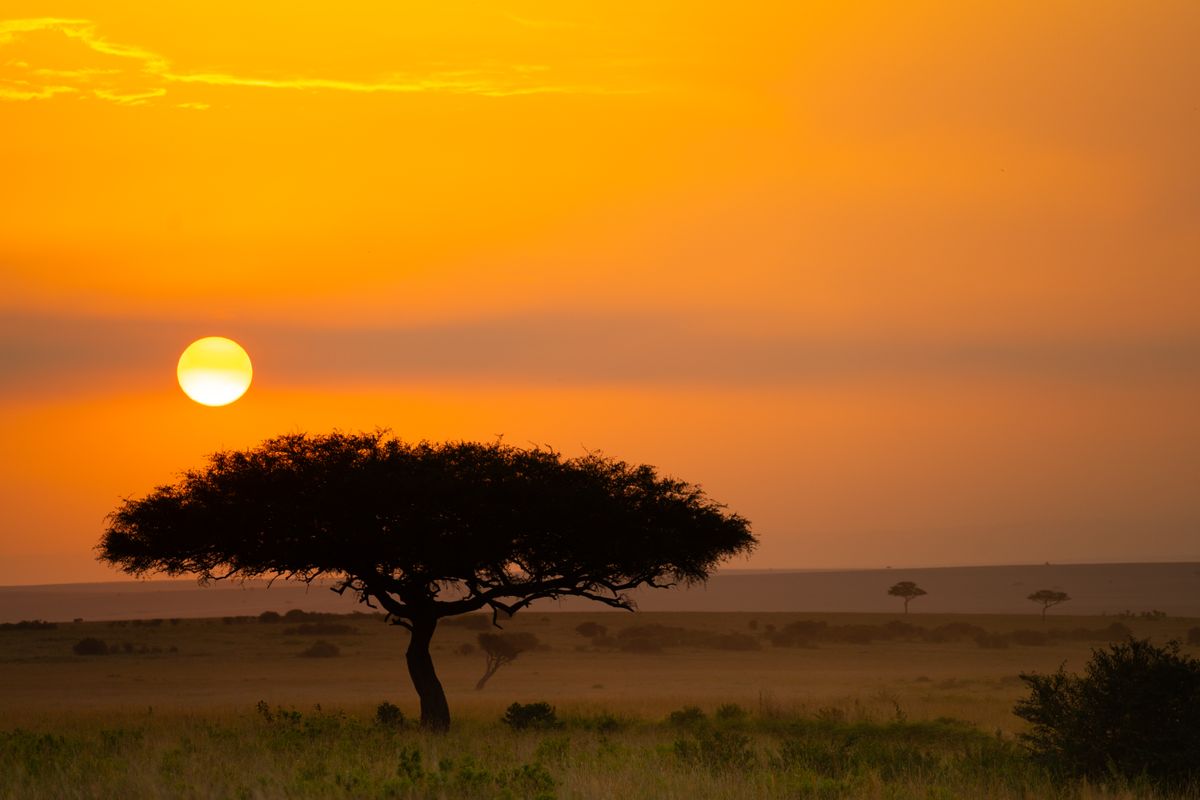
(1013, 637), (1200, 790)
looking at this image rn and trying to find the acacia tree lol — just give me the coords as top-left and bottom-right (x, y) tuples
(98, 432), (755, 731)
(1028, 589), (1070, 621)
(475, 632), (539, 690)
(887, 581), (927, 614)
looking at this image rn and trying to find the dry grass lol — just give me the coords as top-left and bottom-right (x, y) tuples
(1, 611), (1197, 798)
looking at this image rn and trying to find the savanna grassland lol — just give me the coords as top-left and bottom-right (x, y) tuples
(2, 610), (1198, 799)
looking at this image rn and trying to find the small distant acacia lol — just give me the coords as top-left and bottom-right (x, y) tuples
(475, 632), (540, 690)
(98, 431), (754, 731)
(887, 581), (927, 614)
(1028, 589), (1070, 621)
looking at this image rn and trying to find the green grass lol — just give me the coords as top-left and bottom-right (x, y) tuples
(0, 702), (1188, 799)
(2, 611), (1198, 798)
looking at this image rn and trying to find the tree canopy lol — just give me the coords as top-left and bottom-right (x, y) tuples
(98, 431), (755, 729)
(1028, 589), (1070, 620)
(887, 581), (927, 614)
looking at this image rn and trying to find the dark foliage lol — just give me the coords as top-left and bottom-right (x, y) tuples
(298, 640), (340, 658)
(887, 581), (927, 613)
(283, 623), (357, 636)
(501, 701), (560, 730)
(98, 431), (754, 731)
(575, 621), (607, 639)
(667, 706), (707, 727)
(375, 701), (405, 728)
(72, 637), (108, 655)
(1014, 638), (1200, 790)
(0, 620), (57, 631)
(1028, 589), (1071, 620)
(257, 611), (282, 623)
(441, 614), (491, 630)
(764, 619), (1130, 649)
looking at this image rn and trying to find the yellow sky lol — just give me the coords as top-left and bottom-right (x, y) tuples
(1, 2), (1198, 583)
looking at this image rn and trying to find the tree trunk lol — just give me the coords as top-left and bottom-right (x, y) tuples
(406, 614), (450, 731)
(475, 657), (500, 691)
(903, 598), (909, 614)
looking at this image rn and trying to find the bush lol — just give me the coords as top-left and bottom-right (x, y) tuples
(674, 728), (755, 771)
(501, 701), (560, 730)
(667, 705), (707, 728)
(713, 633), (761, 651)
(258, 611), (282, 623)
(620, 637), (662, 654)
(72, 637), (108, 656)
(298, 640), (340, 658)
(283, 623), (356, 636)
(0, 619), (57, 631)
(575, 621), (607, 639)
(375, 701), (405, 728)
(443, 614), (491, 630)
(1014, 637), (1200, 790)
(1008, 629), (1048, 646)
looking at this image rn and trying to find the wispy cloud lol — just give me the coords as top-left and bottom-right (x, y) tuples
(3, 311), (1198, 396)
(0, 17), (640, 107)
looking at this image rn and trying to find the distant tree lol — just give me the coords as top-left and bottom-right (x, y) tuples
(887, 581), (927, 614)
(575, 621), (608, 639)
(1028, 589), (1071, 621)
(475, 632), (540, 690)
(97, 431), (754, 731)
(1014, 638), (1200, 790)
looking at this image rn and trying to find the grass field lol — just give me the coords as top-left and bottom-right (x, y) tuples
(2, 611), (1198, 798)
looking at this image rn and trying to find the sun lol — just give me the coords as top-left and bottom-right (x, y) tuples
(177, 337), (253, 406)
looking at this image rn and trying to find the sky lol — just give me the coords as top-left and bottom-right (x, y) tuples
(1, 1), (1198, 585)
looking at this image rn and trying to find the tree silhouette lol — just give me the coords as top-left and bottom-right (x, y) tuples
(1028, 589), (1070, 621)
(97, 431), (755, 731)
(887, 581), (927, 614)
(475, 631), (539, 690)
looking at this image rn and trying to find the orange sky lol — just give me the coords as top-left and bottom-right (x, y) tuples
(1, 2), (1198, 584)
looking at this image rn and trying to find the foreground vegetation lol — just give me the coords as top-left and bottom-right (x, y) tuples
(2, 700), (1191, 800)
(2, 611), (1198, 797)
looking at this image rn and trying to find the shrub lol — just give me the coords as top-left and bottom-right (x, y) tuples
(72, 637), (108, 656)
(667, 705), (707, 728)
(620, 637), (662, 654)
(1014, 637), (1200, 790)
(283, 623), (356, 636)
(456, 642), (476, 656)
(975, 632), (1010, 649)
(575, 621), (607, 639)
(715, 703), (747, 722)
(501, 702), (560, 730)
(714, 632), (761, 651)
(375, 701), (405, 728)
(1008, 629), (1048, 646)
(298, 640), (340, 658)
(443, 614), (491, 630)
(0, 619), (57, 631)
(674, 729), (755, 771)
(258, 611), (282, 623)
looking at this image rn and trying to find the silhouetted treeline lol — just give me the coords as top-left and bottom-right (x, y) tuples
(765, 619), (1133, 648)
(0, 619), (57, 630)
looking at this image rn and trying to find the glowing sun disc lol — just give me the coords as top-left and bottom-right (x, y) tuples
(177, 337), (253, 406)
